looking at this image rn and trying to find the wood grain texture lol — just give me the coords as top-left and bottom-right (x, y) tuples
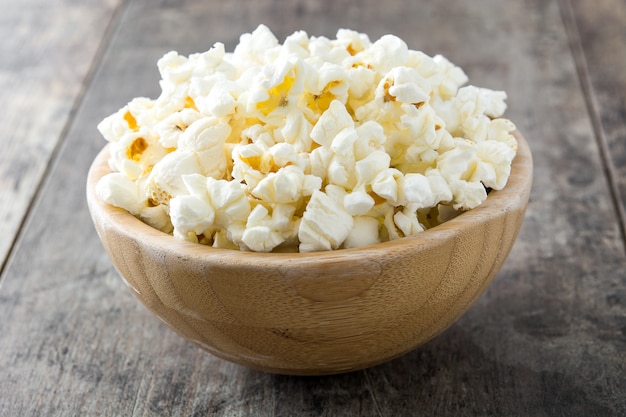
(85, 134), (531, 375)
(565, 0), (626, 244)
(0, 0), (124, 267)
(0, 0), (624, 415)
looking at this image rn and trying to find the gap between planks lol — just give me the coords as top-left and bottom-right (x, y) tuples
(557, 0), (626, 254)
(0, 0), (132, 281)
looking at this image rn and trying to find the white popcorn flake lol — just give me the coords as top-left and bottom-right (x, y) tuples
(146, 150), (203, 204)
(97, 25), (518, 252)
(344, 190), (375, 216)
(158, 51), (193, 86)
(269, 142), (307, 170)
(449, 179), (488, 210)
(400, 104), (444, 151)
(354, 121), (386, 158)
(364, 34), (409, 73)
(432, 54), (469, 99)
(336, 28), (371, 55)
(179, 117), (231, 179)
(385, 66), (431, 104)
(170, 193), (215, 241)
(393, 207), (425, 237)
(139, 205), (173, 234)
(155, 108), (202, 148)
(425, 169), (453, 204)
(298, 189), (354, 252)
(402, 173), (436, 209)
(196, 82), (237, 118)
(310, 100), (354, 147)
(308, 35), (350, 65)
(330, 126), (358, 155)
(344, 216), (380, 249)
(192, 42), (233, 77)
(206, 177), (251, 230)
(242, 205), (285, 252)
(355, 150), (391, 186)
(474, 140), (516, 190)
(97, 107), (133, 143)
(346, 64), (376, 100)
(327, 156), (354, 189)
(487, 118), (518, 151)
(372, 168), (403, 204)
(309, 145), (333, 181)
(233, 24), (280, 66)
(96, 172), (144, 215)
(277, 110), (313, 151)
(252, 165), (321, 204)
(241, 203), (299, 252)
(283, 30), (311, 59)
(179, 117), (231, 151)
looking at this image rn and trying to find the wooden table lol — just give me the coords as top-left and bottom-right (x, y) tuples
(1, 0), (624, 415)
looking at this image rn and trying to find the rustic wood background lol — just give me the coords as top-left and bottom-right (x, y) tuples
(1, 0), (624, 415)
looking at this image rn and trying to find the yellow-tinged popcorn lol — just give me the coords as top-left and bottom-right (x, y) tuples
(96, 25), (518, 252)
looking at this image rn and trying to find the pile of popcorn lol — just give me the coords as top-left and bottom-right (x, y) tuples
(97, 25), (517, 253)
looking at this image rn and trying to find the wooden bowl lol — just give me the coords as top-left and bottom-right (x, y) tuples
(86, 132), (532, 375)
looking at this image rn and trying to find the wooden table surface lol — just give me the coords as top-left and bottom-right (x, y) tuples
(1, 0), (624, 415)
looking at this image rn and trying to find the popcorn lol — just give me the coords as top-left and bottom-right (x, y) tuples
(298, 189), (354, 252)
(155, 108), (201, 148)
(393, 207), (425, 237)
(241, 205), (285, 252)
(96, 172), (144, 215)
(402, 173), (436, 208)
(169, 175), (251, 244)
(310, 99), (354, 148)
(242, 204), (298, 252)
(344, 190), (375, 216)
(251, 165), (320, 204)
(146, 150), (203, 205)
(344, 216), (380, 249)
(97, 25), (517, 252)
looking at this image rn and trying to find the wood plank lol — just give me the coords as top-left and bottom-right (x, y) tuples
(565, 0), (626, 245)
(0, 0), (624, 415)
(0, 0), (125, 267)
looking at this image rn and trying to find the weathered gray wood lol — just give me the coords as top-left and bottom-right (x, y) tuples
(565, 0), (626, 245)
(0, 0), (624, 416)
(0, 0), (125, 268)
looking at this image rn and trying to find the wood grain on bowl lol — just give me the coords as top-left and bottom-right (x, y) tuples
(86, 132), (532, 375)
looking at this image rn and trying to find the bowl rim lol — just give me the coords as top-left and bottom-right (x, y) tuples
(86, 131), (533, 264)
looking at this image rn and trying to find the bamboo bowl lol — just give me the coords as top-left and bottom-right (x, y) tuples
(87, 132), (532, 375)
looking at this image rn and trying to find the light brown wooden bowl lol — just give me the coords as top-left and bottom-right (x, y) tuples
(86, 132), (532, 375)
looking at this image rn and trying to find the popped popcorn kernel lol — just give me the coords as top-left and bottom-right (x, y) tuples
(184, 96), (198, 110)
(97, 25), (517, 252)
(126, 137), (148, 162)
(306, 80), (341, 114)
(383, 79), (396, 103)
(257, 75), (296, 116)
(124, 111), (139, 131)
